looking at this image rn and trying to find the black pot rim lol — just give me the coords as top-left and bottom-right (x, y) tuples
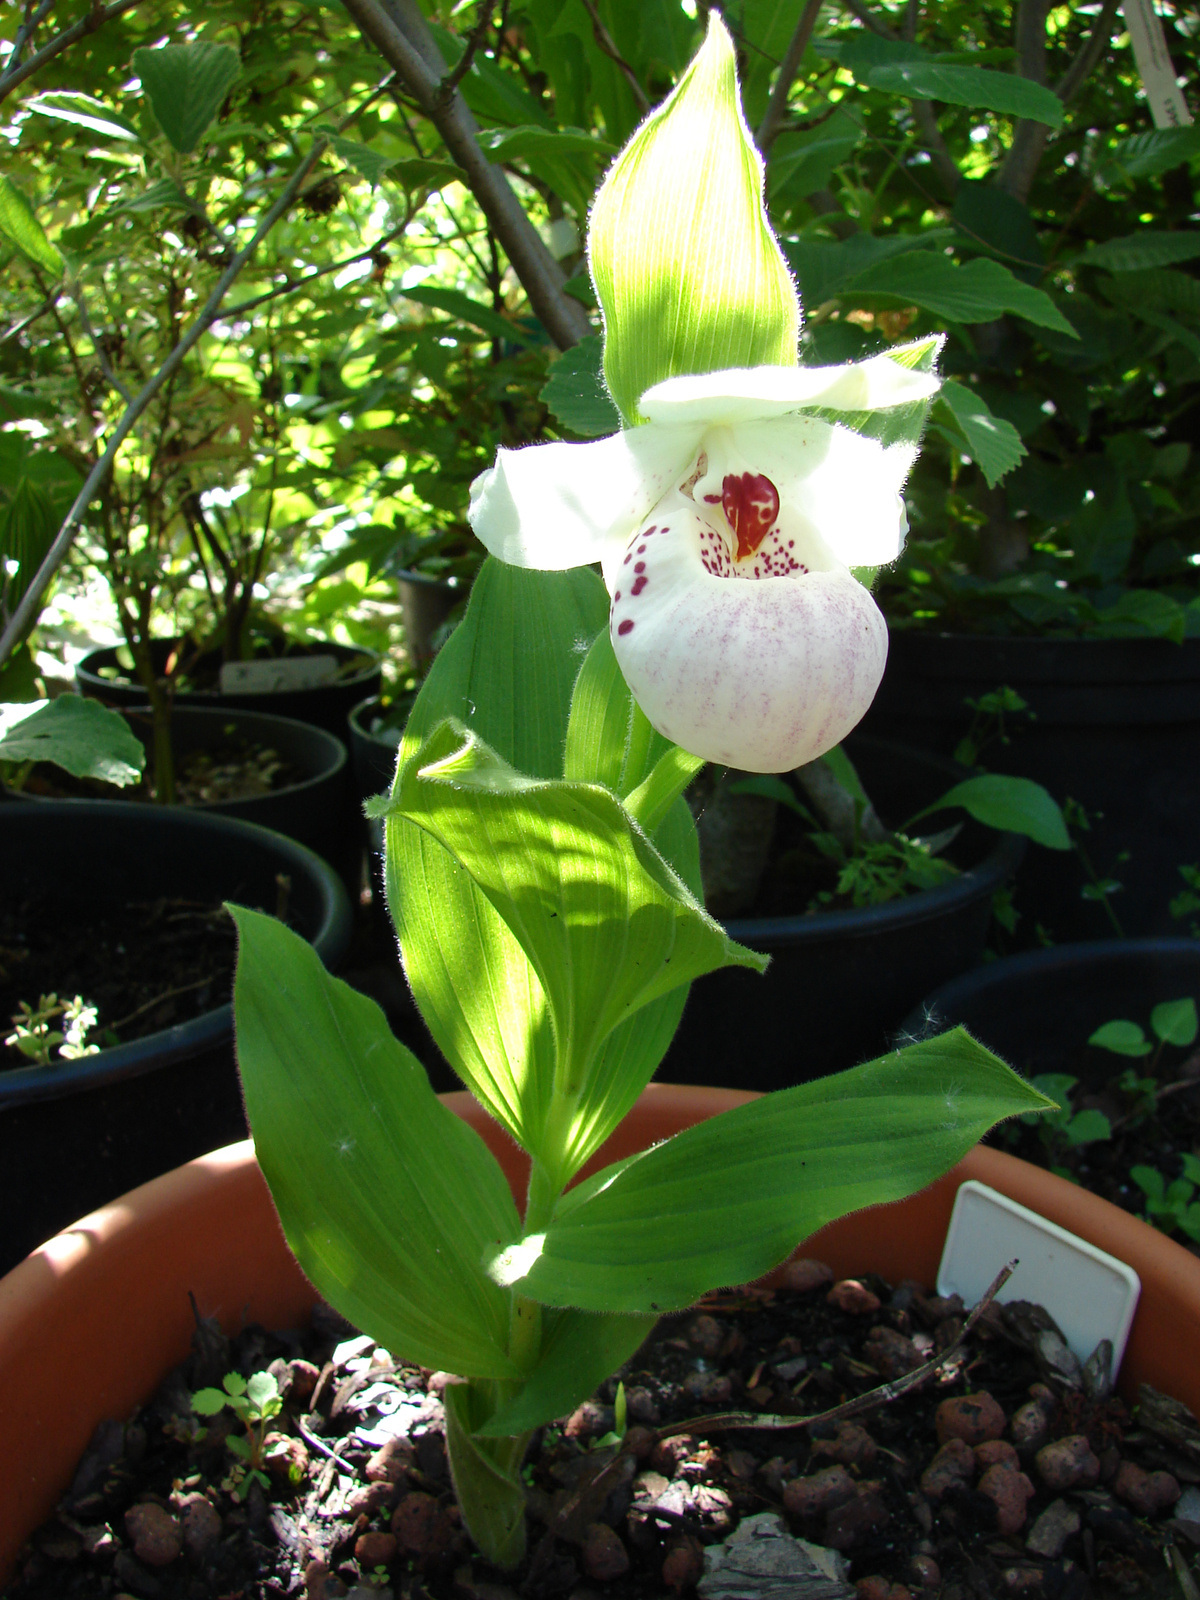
(0, 801), (353, 1110)
(900, 936), (1200, 1040)
(726, 735), (1026, 945)
(77, 637), (380, 693)
(34, 702), (348, 807)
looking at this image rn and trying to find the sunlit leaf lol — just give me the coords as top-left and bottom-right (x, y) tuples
(0, 696), (145, 786)
(0, 176), (63, 276)
(867, 62), (1063, 127)
(230, 907), (522, 1380)
(490, 1029), (1054, 1312)
(935, 381), (1027, 488)
(132, 42), (242, 154)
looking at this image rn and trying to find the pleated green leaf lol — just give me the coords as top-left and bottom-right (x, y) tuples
(588, 12), (799, 425)
(385, 719), (766, 1119)
(230, 907), (522, 1380)
(935, 381), (1027, 489)
(867, 62), (1064, 127)
(132, 42), (242, 154)
(489, 1030), (1054, 1312)
(384, 559), (703, 1180)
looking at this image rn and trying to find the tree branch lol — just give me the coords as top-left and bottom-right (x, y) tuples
(0, 132), (334, 672)
(338, 0), (591, 351)
(0, 0), (143, 105)
(1056, 0), (1121, 106)
(756, 0), (823, 160)
(577, 0), (649, 116)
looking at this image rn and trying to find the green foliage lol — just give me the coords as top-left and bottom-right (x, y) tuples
(131, 42), (242, 154)
(191, 1369), (286, 1500)
(1015, 1073), (1111, 1171)
(916, 773), (1070, 851)
(0, 696), (145, 786)
(1131, 1156), (1200, 1245)
(0, 176), (63, 276)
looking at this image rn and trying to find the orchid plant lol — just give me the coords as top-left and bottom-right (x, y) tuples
(230, 17), (1050, 1572)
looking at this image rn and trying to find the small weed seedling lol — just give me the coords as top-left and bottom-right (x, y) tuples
(1130, 1155), (1200, 1244)
(4, 993), (99, 1065)
(1013, 1074), (1113, 1177)
(191, 1371), (285, 1500)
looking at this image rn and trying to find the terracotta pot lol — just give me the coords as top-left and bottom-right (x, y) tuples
(3, 1086), (1199, 1584)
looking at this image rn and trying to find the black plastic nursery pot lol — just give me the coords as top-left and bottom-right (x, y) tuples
(656, 736), (1025, 1091)
(902, 936), (1200, 1082)
(77, 638), (380, 745)
(0, 802), (353, 1276)
(862, 631), (1200, 941)
(348, 692), (401, 807)
(40, 703), (360, 892)
(395, 568), (465, 671)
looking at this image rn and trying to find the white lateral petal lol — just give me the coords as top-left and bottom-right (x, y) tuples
(468, 424), (701, 570)
(638, 353), (940, 427)
(723, 418), (913, 568)
(608, 495), (888, 772)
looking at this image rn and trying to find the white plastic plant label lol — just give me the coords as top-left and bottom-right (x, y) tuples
(219, 655), (338, 694)
(938, 1180), (1141, 1375)
(1121, 0), (1193, 129)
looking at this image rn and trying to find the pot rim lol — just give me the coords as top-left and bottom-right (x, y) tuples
(76, 637), (381, 689)
(2, 1085), (1200, 1586)
(0, 801), (353, 1107)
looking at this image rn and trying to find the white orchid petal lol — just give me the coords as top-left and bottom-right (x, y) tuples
(608, 494), (888, 773)
(639, 353), (939, 427)
(724, 419), (914, 568)
(468, 425), (701, 570)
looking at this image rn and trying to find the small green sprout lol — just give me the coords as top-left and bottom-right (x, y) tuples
(1015, 1073), (1110, 1175)
(4, 993), (99, 1065)
(1130, 1155), (1200, 1244)
(590, 1381), (628, 1451)
(191, 1370), (284, 1500)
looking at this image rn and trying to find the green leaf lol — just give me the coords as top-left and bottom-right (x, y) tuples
(478, 1309), (657, 1436)
(821, 743), (870, 808)
(844, 253), (1076, 336)
(563, 625), (636, 789)
(245, 1372), (278, 1410)
(767, 108), (865, 207)
(399, 285), (539, 348)
(229, 906), (523, 1380)
(866, 62), (1063, 127)
(388, 157), (470, 193)
(785, 232), (951, 311)
(25, 91), (141, 141)
(913, 774), (1069, 850)
(1132, 1164), (1165, 1202)
(132, 43), (242, 154)
(0, 696), (145, 786)
(384, 720), (766, 1153)
(935, 382), (1027, 488)
(541, 335), (620, 438)
(1063, 1109), (1112, 1147)
(224, 1433), (251, 1460)
(0, 177), (63, 277)
(443, 1386), (527, 1569)
(481, 125), (617, 162)
(1089, 1020), (1152, 1057)
(489, 1029), (1054, 1312)
(191, 1388), (229, 1416)
(588, 13), (799, 425)
(385, 561), (702, 1181)
(1080, 232), (1200, 274)
(1151, 998), (1198, 1049)
(1093, 128), (1200, 187)
(332, 136), (406, 189)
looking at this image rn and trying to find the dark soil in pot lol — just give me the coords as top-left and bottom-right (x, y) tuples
(8, 1257), (1199, 1600)
(77, 639), (381, 745)
(0, 804), (352, 1274)
(905, 941), (1200, 1242)
(655, 736), (1024, 1092)
(861, 632), (1200, 942)
(6, 704), (359, 893)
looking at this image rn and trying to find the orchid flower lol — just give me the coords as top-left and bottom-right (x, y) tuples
(469, 350), (939, 773)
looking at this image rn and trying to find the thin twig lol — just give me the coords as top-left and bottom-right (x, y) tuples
(106, 976), (216, 1033)
(577, 0), (649, 116)
(548, 1258), (1018, 1540)
(220, 218), (413, 319)
(338, 0), (590, 350)
(0, 0), (143, 105)
(296, 1416), (358, 1474)
(434, 0), (493, 111)
(756, 0), (823, 159)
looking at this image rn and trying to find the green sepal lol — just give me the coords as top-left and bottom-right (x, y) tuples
(588, 13), (799, 425)
(489, 1030), (1055, 1313)
(229, 906), (522, 1380)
